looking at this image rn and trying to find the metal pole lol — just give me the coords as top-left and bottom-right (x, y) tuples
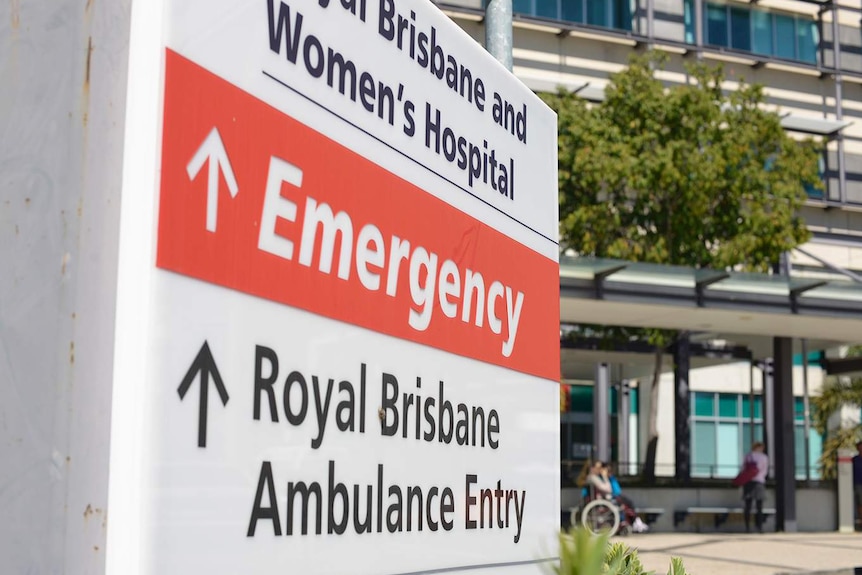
(594, 363), (611, 464)
(674, 333), (692, 482)
(694, 0), (704, 59)
(618, 379), (630, 474)
(832, 2), (847, 203)
(646, 0), (655, 41)
(764, 358), (775, 477)
(802, 339), (812, 480)
(749, 360), (755, 447)
(485, 0), (513, 72)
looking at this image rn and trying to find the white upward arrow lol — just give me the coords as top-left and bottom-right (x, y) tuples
(186, 127), (239, 233)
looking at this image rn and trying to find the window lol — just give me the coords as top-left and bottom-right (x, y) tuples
(730, 7), (751, 51)
(535, 0), (558, 19)
(775, 15), (796, 60)
(689, 3), (819, 65)
(562, 0), (583, 23)
(509, 0), (633, 31)
(692, 392), (763, 478)
(706, 5), (728, 47)
(752, 11), (772, 55)
(692, 392), (822, 479)
(684, 0), (695, 44)
(803, 153), (826, 200)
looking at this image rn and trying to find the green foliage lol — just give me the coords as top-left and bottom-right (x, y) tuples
(812, 376), (862, 478)
(818, 425), (861, 479)
(555, 528), (689, 575)
(541, 51), (820, 272)
(666, 557), (689, 575)
(544, 51), (821, 481)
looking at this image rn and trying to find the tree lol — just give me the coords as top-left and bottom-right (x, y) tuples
(542, 52), (822, 481)
(812, 347), (862, 478)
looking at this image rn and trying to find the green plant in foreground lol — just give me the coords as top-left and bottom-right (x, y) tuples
(554, 528), (690, 575)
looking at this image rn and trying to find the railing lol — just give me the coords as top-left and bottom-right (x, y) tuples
(561, 460), (820, 484)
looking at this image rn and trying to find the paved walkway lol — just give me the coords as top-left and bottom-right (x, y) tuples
(617, 532), (862, 575)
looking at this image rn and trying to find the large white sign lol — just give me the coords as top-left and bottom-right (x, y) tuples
(108, 1), (560, 574)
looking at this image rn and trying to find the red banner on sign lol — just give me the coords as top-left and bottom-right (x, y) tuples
(157, 49), (559, 380)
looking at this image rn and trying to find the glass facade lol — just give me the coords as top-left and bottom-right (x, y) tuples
(511, 0), (633, 31)
(692, 392), (764, 477)
(685, 1), (819, 64)
(560, 384), (638, 463)
(511, 0), (819, 64)
(561, 386), (822, 479)
(692, 392), (822, 479)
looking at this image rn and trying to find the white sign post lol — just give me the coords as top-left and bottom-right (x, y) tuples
(108, 1), (560, 573)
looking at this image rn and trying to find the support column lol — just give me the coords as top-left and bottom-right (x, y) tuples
(773, 337), (797, 532)
(594, 363), (611, 463)
(618, 380), (630, 473)
(646, 0), (655, 40)
(763, 358), (775, 476)
(693, 0), (704, 59)
(832, 2), (847, 203)
(801, 339), (811, 480)
(674, 333), (691, 482)
(485, 0), (513, 72)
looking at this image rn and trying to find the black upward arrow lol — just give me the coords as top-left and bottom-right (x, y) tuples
(177, 341), (229, 448)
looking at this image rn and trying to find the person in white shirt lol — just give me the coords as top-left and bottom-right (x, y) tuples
(741, 442), (769, 533)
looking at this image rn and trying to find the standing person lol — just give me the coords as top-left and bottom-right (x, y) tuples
(741, 442), (769, 533)
(853, 441), (862, 530)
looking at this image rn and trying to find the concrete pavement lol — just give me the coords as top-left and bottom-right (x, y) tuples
(616, 532), (862, 575)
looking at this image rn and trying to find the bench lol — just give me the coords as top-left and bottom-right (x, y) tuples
(674, 506), (777, 529)
(635, 507), (665, 525)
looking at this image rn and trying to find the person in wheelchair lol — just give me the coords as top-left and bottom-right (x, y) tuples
(576, 460), (646, 534)
(603, 462), (648, 532)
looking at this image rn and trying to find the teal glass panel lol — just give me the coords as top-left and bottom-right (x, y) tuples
(775, 14), (796, 59)
(694, 421), (717, 476)
(792, 426), (824, 479)
(730, 7), (751, 51)
(562, 0), (584, 23)
(809, 430), (823, 479)
(570, 385), (593, 413)
(795, 425), (806, 478)
(694, 392), (715, 417)
(797, 18), (817, 64)
(795, 397), (805, 422)
(684, 0), (694, 44)
(586, 0), (608, 26)
(803, 152), (826, 200)
(717, 423), (741, 477)
(752, 11), (773, 55)
(536, 0), (559, 19)
(513, 0), (533, 15)
(706, 4), (729, 47)
(742, 423), (764, 457)
(614, 0), (632, 31)
(630, 387), (638, 415)
(742, 395), (753, 418)
(793, 350), (823, 366)
(754, 396), (763, 419)
(719, 393), (738, 418)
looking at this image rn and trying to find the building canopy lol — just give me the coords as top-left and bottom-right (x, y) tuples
(560, 256), (862, 377)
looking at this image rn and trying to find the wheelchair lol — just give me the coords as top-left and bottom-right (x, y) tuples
(571, 489), (636, 536)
